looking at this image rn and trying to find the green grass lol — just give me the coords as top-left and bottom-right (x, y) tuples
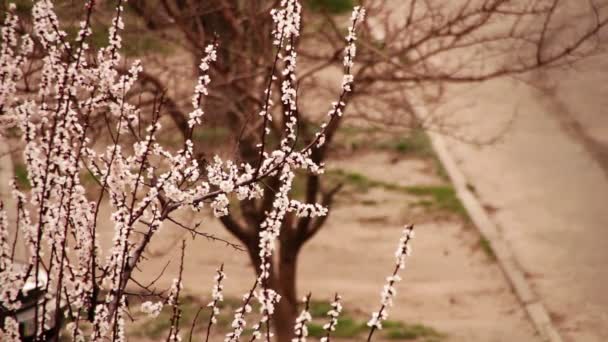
(135, 307), (174, 340)
(326, 169), (467, 218)
(11, 0), (33, 15)
(128, 295), (442, 341)
(341, 171), (372, 190)
(192, 127), (230, 144)
(361, 199), (379, 206)
(432, 156), (450, 182)
(478, 237), (496, 260)
(336, 126), (435, 159)
(309, 300), (333, 318)
(309, 316), (442, 341)
(466, 182), (477, 194)
(289, 172), (310, 200)
(383, 320), (443, 341)
(404, 185), (467, 218)
(332, 317), (368, 338)
(307, 322), (327, 338)
(63, 5), (168, 56)
(80, 170), (100, 187)
(14, 163), (31, 189)
(306, 0), (355, 14)
(381, 130), (434, 157)
(133, 295), (225, 340)
(308, 316), (367, 338)
(325, 169), (378, 192)
(121, 33), (168, 56)
(65, 23), (110, 50)
(308, 302), (367, 338)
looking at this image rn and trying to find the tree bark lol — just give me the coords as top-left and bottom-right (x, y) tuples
(272, 240), (300, 342)
(273, 292), (298, 342)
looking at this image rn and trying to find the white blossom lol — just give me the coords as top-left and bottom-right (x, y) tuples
(367, 225), (414, 330)
(0, 317), (20, 342)
(188, 44), (217, 127)
(292, 296), (312, 342)
(321, 294), (343, 339)
(207, 266), (226, 325)
(141, 301), (164, 318)
(0, 1), (372, 341)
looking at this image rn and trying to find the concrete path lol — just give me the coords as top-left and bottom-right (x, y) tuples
(435, 66), (608, 341)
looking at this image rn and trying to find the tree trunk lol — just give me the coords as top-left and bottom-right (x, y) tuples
(272, 241), (300, 342)
(273, 293), (297, 342)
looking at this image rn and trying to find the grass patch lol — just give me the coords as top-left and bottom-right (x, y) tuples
(132, 295), (234, 340)
(335, 126), (435, 158)
(135, 306), (174, 340)
(466, 182), (476, 194)
(80, 170), (100, 187)
(326, 169), (467, 218)
(14, 163), (31, 189)
(332, 316), (368, 338)
(308, 302), (366, 338)
(325, 169), (385, 193)
(306, 0), (355, 14)
(380, 130), (434, 157)
(383, 320), (443, 341)
(65, 23), (109, 50)
(308, 316), (441, 341)
(309, 320), (367, 338)
(410, 199), (434, 208)
(192, 127), (230, 144)
(11, 0), (33, 15)
(122, 34), (168, 56)
(290, 173), (309, 200)
(341, 171), (373, 190)
(129, 295), (441, 341)
(360, 199), (379, 206)
(308, 322), (327, 338)
(309, 300), (333, 318)
(478, 237), (496, 260)
(404, 185), (467, 218)
(432, 156), (450, 182)
(52, 3), (169, 57)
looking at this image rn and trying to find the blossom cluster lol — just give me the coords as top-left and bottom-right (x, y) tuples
(207, 265), (226, 326)
(367, 225), (415, 331)
(292, 295), (313, 342)
(0, 1), (423, 342)
(189, 44), (217, 127)
(141, 301), (164, 318)
(222, 1), (367, 340)
(314, 5), (365, 149)
(320, 294), (343, 342)
(0, 316), (20, 342)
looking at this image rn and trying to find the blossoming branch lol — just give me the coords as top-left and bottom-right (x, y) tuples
(0, 1), (415, 342)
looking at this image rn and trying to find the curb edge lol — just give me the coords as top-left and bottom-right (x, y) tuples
(427, 131), (563, 342)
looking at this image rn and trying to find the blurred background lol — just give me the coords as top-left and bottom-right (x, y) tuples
(1, 0), (607, 341)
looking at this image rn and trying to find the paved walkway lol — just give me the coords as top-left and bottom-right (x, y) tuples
(437, 67), (608, 341)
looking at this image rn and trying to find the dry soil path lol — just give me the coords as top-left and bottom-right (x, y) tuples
(435, 65), (608, 342)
